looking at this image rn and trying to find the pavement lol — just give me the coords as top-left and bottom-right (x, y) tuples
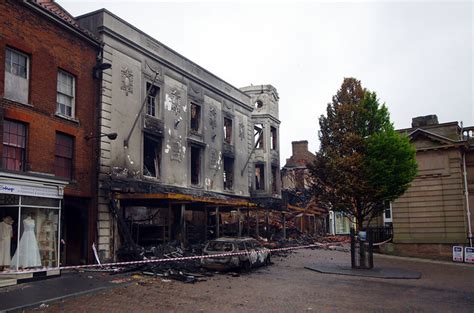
(0, 271), (130, 312)
(305, 263), (422, 279)
(0, 248), (473, 312)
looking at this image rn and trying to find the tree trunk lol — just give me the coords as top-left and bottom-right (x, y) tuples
(351, 207), (372, 269)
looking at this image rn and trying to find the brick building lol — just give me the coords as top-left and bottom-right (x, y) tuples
(0, 0), (100, 279)
(281, 141), (327, 235)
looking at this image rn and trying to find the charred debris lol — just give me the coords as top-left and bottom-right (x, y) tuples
(97, 197), (338, 283)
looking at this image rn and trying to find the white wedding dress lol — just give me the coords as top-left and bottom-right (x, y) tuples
(0, 221), (12, 266)
(11, 218), (42, 268)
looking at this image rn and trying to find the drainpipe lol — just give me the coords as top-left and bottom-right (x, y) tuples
(462, 152), (473, 247)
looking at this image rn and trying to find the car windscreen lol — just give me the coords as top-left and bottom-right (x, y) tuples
(206, 241), (235, 252)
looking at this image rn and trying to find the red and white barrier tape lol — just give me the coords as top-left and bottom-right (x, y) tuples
(0, 243), (322, 274)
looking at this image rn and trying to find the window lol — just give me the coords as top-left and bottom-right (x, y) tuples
(270, 126), (277, 150)
(271, 166), (278, 193)
(146, 83), (160, 117)
(56, 70), (75, 118)
(5, 48), (27, 78)
(143, 134), (161, 178)
(190, 146), (202, 185)
(383, 201), (392, 224)
(224, 117), (233, 144)
(223, 157), (234, 190)
(254, 124), (264, 149)
(4, 48), (29, 103)
(190, 103), (201, 133)
(255, 163), (265, 190)
(55, 133), (74, 179)
(2, 120), (27, 171)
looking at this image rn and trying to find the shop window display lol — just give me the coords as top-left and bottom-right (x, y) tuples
(0, 195), (60, 272)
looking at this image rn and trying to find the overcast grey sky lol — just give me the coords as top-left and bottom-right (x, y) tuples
(62, 0), (473, 163)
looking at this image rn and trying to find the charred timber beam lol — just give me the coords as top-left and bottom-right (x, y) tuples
(115, 192), (257, 207)
(215, 207), (220, 238)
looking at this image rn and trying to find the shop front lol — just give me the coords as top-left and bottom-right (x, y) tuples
(0, 173), (67, 285)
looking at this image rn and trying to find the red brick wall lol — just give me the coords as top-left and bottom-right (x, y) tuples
(0, 0), (99, 198)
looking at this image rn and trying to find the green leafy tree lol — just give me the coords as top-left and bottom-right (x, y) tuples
(309, 78), (417, 230)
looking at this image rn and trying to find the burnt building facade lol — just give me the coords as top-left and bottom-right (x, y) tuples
(77, 10), (281, 260)
(281, 141), (326, 235)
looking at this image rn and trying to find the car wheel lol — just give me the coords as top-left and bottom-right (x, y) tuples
(242, 260), (251, 272)
(265, 255), (271, 265)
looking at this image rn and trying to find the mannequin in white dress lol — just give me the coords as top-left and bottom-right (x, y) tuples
(0, 216), (14, 270)
(11, 215), (42, 269)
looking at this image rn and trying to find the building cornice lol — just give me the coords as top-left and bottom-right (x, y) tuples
(99, 26), (253, 113)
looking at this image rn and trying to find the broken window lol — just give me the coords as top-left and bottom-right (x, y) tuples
(254, 124), (264, 149)
(223, 117), (233, 144)
(270, 126), (277, 150)
(255, 163), (265, 190)
(223, 156), (234, 190)
(295, 168), (305, 191)
(190, 146), (202, 185)
(146, 83), (160, 117)
(143, 134), (161, 178)
(190, 103), (201, 133)
(271, 166), (278, 194)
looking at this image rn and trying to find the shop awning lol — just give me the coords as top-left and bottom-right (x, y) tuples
(114, 192), (259, 208)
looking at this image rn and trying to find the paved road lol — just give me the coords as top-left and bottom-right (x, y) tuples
(29, 249), (474, 312)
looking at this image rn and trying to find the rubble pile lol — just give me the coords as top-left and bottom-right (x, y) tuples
(110, 208), (341, 283)
(317, 235), (351, 244)
(113, 241), (212, 283)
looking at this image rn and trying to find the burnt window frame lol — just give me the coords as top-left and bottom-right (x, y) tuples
(223, 156), (234, 191)
(271, 165), (278, 194)
(54, 132), (74, 180)
(190, 145), (203, 186)
(145, 82), (160, 118)
(270, 126), (277, 150)
(223, 116), (233, 145)
(2, 119), (27, 172)
(143, 133), (162, 178)
(254, 123), (264, 150)
(255, 163), (265, 191)
(190, 102), (202, 134)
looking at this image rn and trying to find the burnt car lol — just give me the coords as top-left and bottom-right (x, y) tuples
(201, 237), (271, 271)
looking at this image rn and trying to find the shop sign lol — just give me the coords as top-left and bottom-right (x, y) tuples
(465, 247), (474, 264)
(452, 246), (463, 262)
(0, 183), (63, 198)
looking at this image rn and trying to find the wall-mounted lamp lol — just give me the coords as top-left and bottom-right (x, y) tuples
(85, 132), (118, 140)
(93, 62), (112, 79)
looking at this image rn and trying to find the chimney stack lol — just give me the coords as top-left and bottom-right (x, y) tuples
(412, 115), (439, 128)
(292, 140), (309, 157)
